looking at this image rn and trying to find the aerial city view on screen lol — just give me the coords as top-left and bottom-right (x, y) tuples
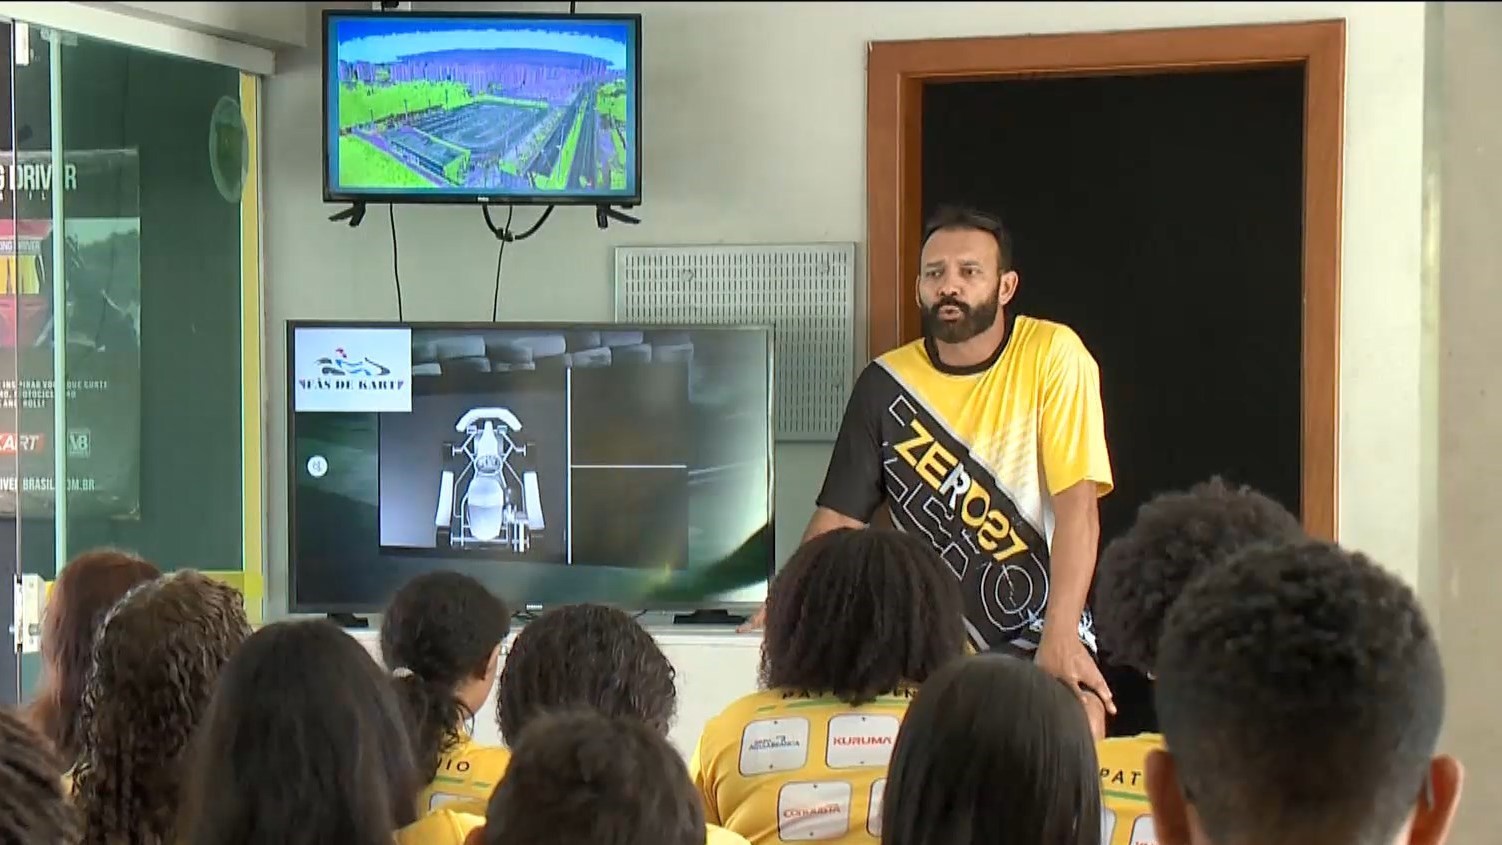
(332, 17), (633, 195)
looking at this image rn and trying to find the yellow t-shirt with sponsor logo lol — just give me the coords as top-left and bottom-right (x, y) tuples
(395, 808), (485, 845)
(1098, 733), (1162, 845)
(690, 688), (911, 845)
(817, 314), (1113, 654)
(417, 734), (511, 814)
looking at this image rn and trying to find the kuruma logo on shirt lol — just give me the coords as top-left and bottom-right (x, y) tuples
(826, 714), (899, 769)
(830, 736), (890, 747)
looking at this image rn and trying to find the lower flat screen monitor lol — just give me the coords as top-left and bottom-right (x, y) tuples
(287, 321), (774, 615)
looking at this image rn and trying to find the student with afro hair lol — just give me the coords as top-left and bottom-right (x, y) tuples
(476, 711), (706, 845)
(1147, 540), (1461, 845)
(480, 602), (750, 845)
(1090, 477), (1304, 845)
(692, 527), (967, 845)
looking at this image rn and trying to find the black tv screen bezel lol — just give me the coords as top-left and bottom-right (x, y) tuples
(319, 9), (644, 208)
(284, 319), (776, 616)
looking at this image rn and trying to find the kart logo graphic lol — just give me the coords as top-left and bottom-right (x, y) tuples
(316, 347), (391, 378)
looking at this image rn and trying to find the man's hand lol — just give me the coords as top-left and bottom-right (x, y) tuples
(1035, 628), (1115, 732)
(737, 604), (765, 633)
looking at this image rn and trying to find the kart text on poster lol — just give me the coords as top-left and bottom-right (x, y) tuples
(0, 149), (143, 518)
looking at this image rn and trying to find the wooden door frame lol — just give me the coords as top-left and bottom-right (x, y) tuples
(866, 21), (1345, 540)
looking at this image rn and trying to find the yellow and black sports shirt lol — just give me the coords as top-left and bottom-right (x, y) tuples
(817, 314), (1113, 653)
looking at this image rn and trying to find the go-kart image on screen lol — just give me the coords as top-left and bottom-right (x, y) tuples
(436, 406), (545, 553)
(289, 321), (775, 614)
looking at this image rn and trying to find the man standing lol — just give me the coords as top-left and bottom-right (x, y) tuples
(753, 206), (1116, 729)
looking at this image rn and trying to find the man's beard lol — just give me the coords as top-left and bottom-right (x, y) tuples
(921, 293), (1000, 344)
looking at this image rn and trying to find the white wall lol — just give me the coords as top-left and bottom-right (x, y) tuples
(91, 1), (309, 49)
(348, 627), (763, 758)
(1432, 2), (1502, 837)
(263, 1), (1428, 615)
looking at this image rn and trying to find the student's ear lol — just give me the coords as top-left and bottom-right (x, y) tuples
(1144, 749), (1194, 845)
(463, 824), (487, 845)
(482, 643), (502, 682)
(1407, 755), (1464, 845)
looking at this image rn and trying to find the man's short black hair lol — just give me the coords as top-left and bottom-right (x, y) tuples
(482, 711), (704, 845)
(922, 205), (1014, 271)
(1155, 540), (1445, 845)
(1093, 477), (1304, 674)
(761, 527), (966, 705)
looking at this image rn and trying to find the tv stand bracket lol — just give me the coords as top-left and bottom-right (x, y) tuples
(672, 608), (748, 627)
(596, 204), (641, 231)
(328, 201), (368, 228)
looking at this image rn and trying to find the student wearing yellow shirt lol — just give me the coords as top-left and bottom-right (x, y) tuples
(380, 571), (511, 812)
(1, 707), (76, 845)
(1146, 541), (1462, 845)
(692, 528), (967, 845)
(179, 619), (482, 845)
(1091, 478), (1306, 845)
(466, 603), (748, 845)
(75, 570), (250, 845)
(470, 711), (705, 845)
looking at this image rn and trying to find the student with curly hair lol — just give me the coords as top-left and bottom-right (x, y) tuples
(180, 619), (479, 845)
(26, 549), (160, 767)
(882, 654), (1102, 845)
(692, 528), (966, 845)
(495, 602), (678, 743)
(0, 707), (78, 845)
(1093, 477), (1305, 678)
(477, 711), (705, 845)
(380, 571), (510, 811)
(72, 570), (250, 845)
(1089, 477), (1303, 845)
(1147, 540), (1462, 845)
(489, 603), (748, 845)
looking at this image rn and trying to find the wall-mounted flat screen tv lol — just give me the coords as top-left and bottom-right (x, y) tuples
(286, 321), (774, 615)
(322, 11), (642, 206)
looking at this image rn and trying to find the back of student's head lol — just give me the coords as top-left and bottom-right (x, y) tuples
(761, 527), (965, 705)
(481, 710), (703, 845)
(0, 707), (78, 845)
(29, 548), (160, 764)
(496, 603), (675, 743)
(1149, 540), (1455, 845)
(883, 653), (1101, 845)
(181, 619), (420, 845)
(1093, 476), (1303, 674)
(74, 569), (250, 845)
(380, 570), (510, 779)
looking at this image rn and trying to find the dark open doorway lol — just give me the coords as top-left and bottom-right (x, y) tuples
(921, 67), (1305, 733)
(866, 22), (1345, 735)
